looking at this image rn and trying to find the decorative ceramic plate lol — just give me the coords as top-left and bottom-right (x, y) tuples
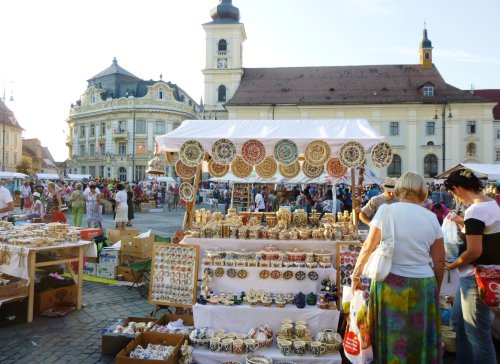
(259, 270), (270, 279)
(208, 159), (229, 178)
(304, 140), (331, 166)
(175, 160), (197, 179)
(270, 270), (281, 279)
(282, 270), (293, 280)
(227, 268), (237, 278)
(179, 140), (204, 167)
(295, 271), (306, 280)
(246, 354), (273, 364)
(279, 161), (300, 179)
(371, 141), (393, 168)
(203, 267), (213, 277)
(214, 267), (225, 278)
(302, 161), (324, 178)
(231, 156), (253, 178)
(179, 182), (194, 202)
(256, 156), (278, 178)
(211, 138), (237, 165)
(241, 139), (266, 166)
(308, 271), (319, 281)
(325, 158), (347, 178)
(273, 139), (299, 166)
(339, 141), (365, 168)
(237, 269), (248, 279)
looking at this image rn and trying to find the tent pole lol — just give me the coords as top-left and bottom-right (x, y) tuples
(351, 167), (358, 227)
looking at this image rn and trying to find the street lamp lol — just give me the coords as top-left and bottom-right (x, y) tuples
(434, 102), (453, 172)
(1, 80), (14, 172)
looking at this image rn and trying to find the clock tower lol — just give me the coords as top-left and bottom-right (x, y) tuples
(202, 0), (246, 118)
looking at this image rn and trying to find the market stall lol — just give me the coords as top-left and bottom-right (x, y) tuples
(436, 163), (500, 180)
(155, 119), (391, 363)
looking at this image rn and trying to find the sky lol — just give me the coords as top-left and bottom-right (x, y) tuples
(1, 0), (499, 162)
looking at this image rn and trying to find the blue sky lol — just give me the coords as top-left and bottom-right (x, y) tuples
(1, 0), (499, 161)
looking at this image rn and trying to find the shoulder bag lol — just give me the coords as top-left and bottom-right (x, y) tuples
(362, 204), (395, 281)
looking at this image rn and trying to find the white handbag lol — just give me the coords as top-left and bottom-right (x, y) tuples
(362, 204), (395, 281)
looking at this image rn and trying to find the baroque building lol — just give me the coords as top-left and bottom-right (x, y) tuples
(66, 58), (200, 181)
(203, 0), (497, 178)
(0, 99), (23, 172)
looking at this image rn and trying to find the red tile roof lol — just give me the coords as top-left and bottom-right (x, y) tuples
(473, 89), (500, 120)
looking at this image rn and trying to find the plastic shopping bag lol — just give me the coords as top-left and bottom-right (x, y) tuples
(442, 214), (461, 262)
(344, 289), (373, 364)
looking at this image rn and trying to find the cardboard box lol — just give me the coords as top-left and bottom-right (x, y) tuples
(101, 316), (158, 355)
(116, 266), (141, 283)
(80, 228), (103, 241)
(99, 248), (120, 266)
(0, 281), (29, 299)
(116, 332), (186, 364)
(97, 263), (117, 279)
(107, 228), (140, 243)
(35, 284), (77, 313)
(83, 262), (97, 277)
(86, 257), (98, 264)
(121, 236), (155, 256)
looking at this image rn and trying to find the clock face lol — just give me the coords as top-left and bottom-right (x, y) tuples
(217, 58), (227, 69)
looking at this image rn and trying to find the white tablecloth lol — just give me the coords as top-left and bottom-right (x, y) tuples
(205, 265), (336, 294)
(192, 347), (342, 364)
(193, 303), (340, 337)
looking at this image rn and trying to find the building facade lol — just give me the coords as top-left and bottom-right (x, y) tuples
(66, 58), (201, 182)
(0, 100), (23, 172)
(203, 0), (498, 178)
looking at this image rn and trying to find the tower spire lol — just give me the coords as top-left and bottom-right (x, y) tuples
(419, 25), (433, 69)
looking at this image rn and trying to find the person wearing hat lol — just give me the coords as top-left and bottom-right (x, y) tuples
(22, 191), (44, 220)
(359, 177), (399, 225)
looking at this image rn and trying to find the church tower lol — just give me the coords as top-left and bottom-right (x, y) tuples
(419, 27), (433, 69)
(202, 0), (246, 119)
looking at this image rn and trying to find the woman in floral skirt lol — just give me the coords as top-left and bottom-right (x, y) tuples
(352, 172), (445, 363)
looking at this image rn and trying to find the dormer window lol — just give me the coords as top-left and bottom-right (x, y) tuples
(91, 93), (96, 104)
(158, 89), (164, 100)
(423, 85), (434, 97)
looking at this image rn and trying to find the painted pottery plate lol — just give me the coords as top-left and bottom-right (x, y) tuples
(237, 269), (248, 279)
(231, 156), (253, 178)
(273, 139), (299, 166)
(302, 161), (324, 178)
(227, 268), (237, 278)
(208, 159), (229, 178)
(304, 140), (331, 166)
(325, 158), (347, 178)
(371, 141), (393, 168)
(175, 159), (197, 179)
(203, 267), (213, 277)
(279, 161), (301, 179)
(283, 270), (293, 280)
(259, 269), (270, 279)
(241, 139), (266, 166)
(295, 271), (306, 280)
(256, 156), (278, 178)
(308, 271), (319, 281)
(211, 138), (237, 165)
(339, 141), (365, 168)
(179, 139), (204, 167)
(214, 267), (225, 278)
(179, 182), (194, 202)
(246, 353), (273, 364)
(270, 270), (281, 279)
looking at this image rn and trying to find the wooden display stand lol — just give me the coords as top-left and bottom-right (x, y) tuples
(232, 183), (251, 212)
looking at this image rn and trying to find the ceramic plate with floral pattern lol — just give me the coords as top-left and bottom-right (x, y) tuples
(256, 156), (278, 178)
(279, 161), (301, 179)
(231, 156), (253, 178)
(273, 139), (299, 166)
(339, 140), (365, 168)
(175, 159), (197, 179)
(211, 138), (237, 165)
(304, 140), (331, 166)
(208, 159), (229, 178)
(302, 161), (324, 178)
(371, 141), (393, 168)
(179, 182), (194, 202)
(179, 139), (204, 167)
(241, 139), (266, 166)
(325, 158), (347, 178)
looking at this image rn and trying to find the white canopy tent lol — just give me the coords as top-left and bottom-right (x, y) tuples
(0, 172), (29, 179)
(36, 173), (60, 180)
(67, 174), (91, 181)
(436, 163), (500, 180)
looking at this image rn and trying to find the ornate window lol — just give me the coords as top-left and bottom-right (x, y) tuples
(119, 167), (127, 182)
(154, 121), (166, 134)
(427, 141), (435, 146)
(467, 120), (476, 134)
(218, 85), (226, 102)
(389, 121), (399, 136)
(466, 143), (476, 157)
(118, 142), (127, 155)
(135, 141), (146, 154)
(135, 165), (145, 182)
(426, 121), (435, 135)
(135, 120), (146, 133)
(387, 154), (401, 178)
(424, 154), (438, 178)
(218, 39), (227, 52)
(158, 88), (164, 100)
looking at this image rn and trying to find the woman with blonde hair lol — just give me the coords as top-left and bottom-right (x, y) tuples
(352, 171), (445, 363)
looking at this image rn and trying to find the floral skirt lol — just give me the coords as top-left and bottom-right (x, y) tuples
(369, 273), (442, 364)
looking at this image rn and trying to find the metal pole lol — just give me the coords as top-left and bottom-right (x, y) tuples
(132, 110), (136, 182)
(442, 104), (446, 172)
(2, 87), (5, 172)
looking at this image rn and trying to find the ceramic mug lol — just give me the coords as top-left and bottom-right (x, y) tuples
(294, 340), (307, 356)
(281, 319), (293, 325)
(232, 339), (244, 355)
(244, 339), (258, 354)
(221, 338), (233, 353)
(295, 320), (307, 326)
(280, 323), (293, 337)
(226, 332), (237, 339)
(278, 339), (292, 356)
(236, 333), (247, 340)
(295, 324), (310, 338)
(215, 332), (226, 340)
(210, 337), (222, 352)
(214, 329), (226, 336)
(310, 341), (327, 357)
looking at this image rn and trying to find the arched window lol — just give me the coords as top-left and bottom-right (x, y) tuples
(158, 89), (164, 100)
(119, 167), (127, 182)
(218, 85), (226, 102)
(91, 93), (96, 104)
(218, 39), (227, 52)
(424, 154), (438, 178)
(387, 154), (401, 178)
(467, 143), (476, 156)
(425, 52), (430, 60)
(427, 141), (434, 146)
